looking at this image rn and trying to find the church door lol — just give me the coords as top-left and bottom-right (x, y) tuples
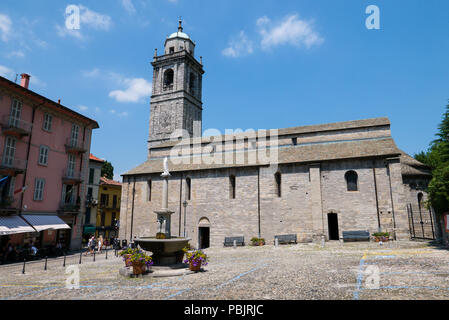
(198, 227), (210, 249)
(328, 213), (339, 240)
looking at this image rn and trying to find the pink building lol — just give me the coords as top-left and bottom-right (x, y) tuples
(0, 74), (99, 252)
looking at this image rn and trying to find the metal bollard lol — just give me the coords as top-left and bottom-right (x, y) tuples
(105, 248), (108, 260)
(93, 251), (96, 262)
(79, 251), (82, 264)
(22, 259), (26, 274)
(63, 254), (66, 267)
(275, 238), (279, 248)
(44, 256), (48, 271)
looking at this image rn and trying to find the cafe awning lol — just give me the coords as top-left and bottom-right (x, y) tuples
(21, 215), (71, 232)
(0, 215), (36, 235)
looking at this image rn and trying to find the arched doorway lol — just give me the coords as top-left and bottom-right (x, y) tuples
(198, 217), (210, 249)
(328, 213), (339, 240)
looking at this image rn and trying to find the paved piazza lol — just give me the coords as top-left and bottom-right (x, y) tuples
(0, 241), (448, 300)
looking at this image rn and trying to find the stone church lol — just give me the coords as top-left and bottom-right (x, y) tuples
(119, 21), (434, 248)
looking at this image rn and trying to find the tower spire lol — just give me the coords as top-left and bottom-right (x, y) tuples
(178, 17), (183, 32)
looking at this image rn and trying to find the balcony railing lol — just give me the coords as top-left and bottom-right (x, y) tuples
(59, 199), (81, 213)
(62, 169), (84, 184)
(99, 202), (121, 209)
(0, 115), (32, 137)
(0, 156), (27, 174)
(64, 138), (87, 154)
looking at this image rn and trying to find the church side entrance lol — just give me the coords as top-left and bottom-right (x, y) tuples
(328, 213), (340, 240)
(198, 227), (210, 249)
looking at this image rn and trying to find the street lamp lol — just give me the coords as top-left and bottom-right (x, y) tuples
(183, 200), (188, 237)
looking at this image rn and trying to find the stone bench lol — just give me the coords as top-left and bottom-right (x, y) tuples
(342, 230), (370, 242)
(224, 236), (245, 247)
(274, 234), (297, 245)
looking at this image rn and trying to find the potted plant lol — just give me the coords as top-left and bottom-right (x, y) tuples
(372, 232), (390, 242)
(250, 237), (265, 246)
(129, 251), (153, 275)
(119, 247), (138, 267)
(183, 247), (208, 272)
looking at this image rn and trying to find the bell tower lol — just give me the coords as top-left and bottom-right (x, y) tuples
(148, 19), (204, 153)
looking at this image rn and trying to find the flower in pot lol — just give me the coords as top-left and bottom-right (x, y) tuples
(250, 237), (265, 246)
(372, 232), (390, 242)
(182, 247), (208, 272)
(119, 247), (138, 267)
(129, 251), (153, 275)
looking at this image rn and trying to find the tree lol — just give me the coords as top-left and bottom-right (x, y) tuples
(415, 101), (449, 215)
(101, 161), (114, 179)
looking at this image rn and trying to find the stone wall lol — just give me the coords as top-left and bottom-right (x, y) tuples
(119, 157), (412, 248)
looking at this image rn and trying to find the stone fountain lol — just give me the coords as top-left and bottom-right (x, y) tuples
(134, 157), (191, 266)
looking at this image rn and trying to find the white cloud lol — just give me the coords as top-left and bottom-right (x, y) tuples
(0, 14), (12, 42)
(82, 68), (100, 77)
(109, 77), (152, 103)
(56, 5), (112, 40)
(79, 5), (112, 31)
(121, 0), (136, 14)
(78, 105), (89, 111)
(257, 14), (324, 50)
(7, 50), (25, 58)
(0, 65), (14, 78)
(222, 31), (254, 58)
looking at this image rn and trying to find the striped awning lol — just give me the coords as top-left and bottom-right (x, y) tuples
(0, 215), (36, 235)
(21, 215), (71, 232)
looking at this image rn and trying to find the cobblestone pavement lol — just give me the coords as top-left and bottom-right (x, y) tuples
(0, 241), (448, 300)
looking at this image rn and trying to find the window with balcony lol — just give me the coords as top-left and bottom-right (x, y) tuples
(67, 154), (76, 177)
(0, 176), (15, 206)
(9, 99), (22, 128)
(38, 145), (49, 166)
(70, 124), (79, 147)
(2, 136), (16, 167)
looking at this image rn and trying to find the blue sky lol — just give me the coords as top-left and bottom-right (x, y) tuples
(1, 0), (448, 181)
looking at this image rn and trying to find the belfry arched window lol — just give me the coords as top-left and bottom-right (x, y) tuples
(163, 69), (174, 87)
(345, 171), (358, 192)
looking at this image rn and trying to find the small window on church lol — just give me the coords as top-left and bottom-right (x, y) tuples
(345, 171), (358, 192)
(147, 179), (152, 202)
(275, 172), (282, 197)
(169, 47), (175, 54)
(186, 177), (191, 200)
(164, 69), (174, 88)
(292, 137), (297, 145)
(229, 175), (236, 199)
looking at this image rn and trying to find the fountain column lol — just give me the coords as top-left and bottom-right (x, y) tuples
(155, 170), (174, 238)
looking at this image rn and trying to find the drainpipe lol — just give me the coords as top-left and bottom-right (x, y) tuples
(178, 172), (183, 236)
(257, 167), (261, 239)
(372, 160), (381, 230)
(129, 177), (136, 242)
(386, 161), (397, 240)
(19, 100), (45, 215)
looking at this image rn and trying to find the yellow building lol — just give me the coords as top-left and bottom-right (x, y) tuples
(96, 176), (122, 241)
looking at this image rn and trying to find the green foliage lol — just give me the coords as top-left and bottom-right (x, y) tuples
(372, 232), (390, 237)
(250, 237), (265, 245)
(415, 101), (449, 215)
(101, 161), (114, 179)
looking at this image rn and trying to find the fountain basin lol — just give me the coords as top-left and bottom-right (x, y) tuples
(135, 237), (191, 266)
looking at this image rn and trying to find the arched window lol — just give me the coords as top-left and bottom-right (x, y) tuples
(417, 192), (423, 209)
(275, 172), (281, 197)
(189, 72), (196, 94)
(163, 69), (174, 87)
(229, 175), (236, 199)
(147, 179), (152, 202)
(345, 171), (358, 191)
(186, 177), (191, 201)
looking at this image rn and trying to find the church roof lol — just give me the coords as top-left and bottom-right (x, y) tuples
(399, 150), (432, 177)
(168, 31), (190, 40)
(123, 136), (402, 176)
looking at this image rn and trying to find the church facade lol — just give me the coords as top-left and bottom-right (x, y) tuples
(119, 22), (434, 248)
